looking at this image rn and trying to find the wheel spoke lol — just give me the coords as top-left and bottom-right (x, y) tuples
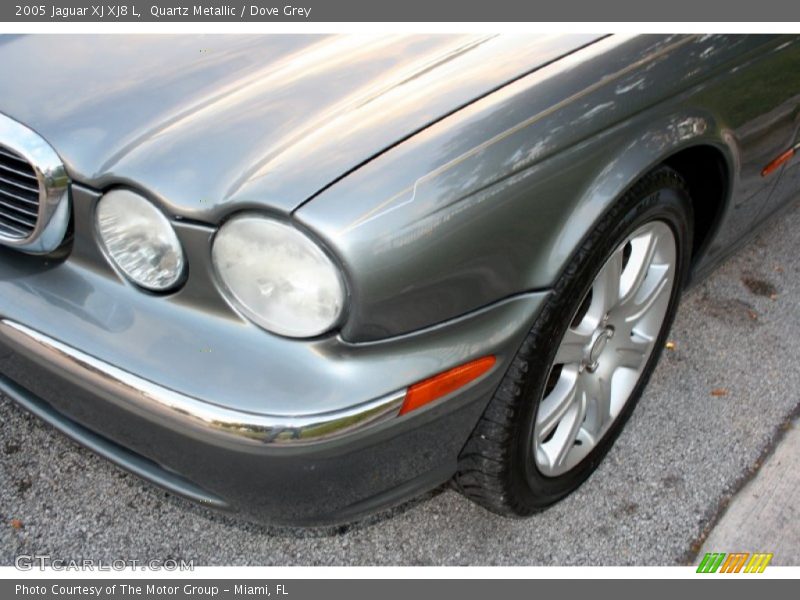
(620, 229), (658, 306)
(553, 383), (588, 468)
(536, 368), (579, 440)
(583, 370), (613, 432)
(619, 263), (671, 325)
(554, 327), (591, 365)
(614, 331), (651, 370)
(594, 246), (624, 315)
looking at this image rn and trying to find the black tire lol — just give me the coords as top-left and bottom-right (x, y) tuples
(454, 166), (693, 516)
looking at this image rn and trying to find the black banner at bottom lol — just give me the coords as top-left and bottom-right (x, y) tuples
(2, 579), (797, 600)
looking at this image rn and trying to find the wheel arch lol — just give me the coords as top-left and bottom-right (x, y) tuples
(553, 112), (737, 290)
(662, 144), (732, 273)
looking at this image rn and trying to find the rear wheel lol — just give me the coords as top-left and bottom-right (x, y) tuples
(454, 167), (693, 515)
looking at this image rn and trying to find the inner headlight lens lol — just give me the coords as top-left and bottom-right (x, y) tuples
(212, 215), (345, 338)
(96, 190), (186, 292)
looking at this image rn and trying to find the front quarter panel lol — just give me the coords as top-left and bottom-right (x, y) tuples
(297, 34), (797, 341)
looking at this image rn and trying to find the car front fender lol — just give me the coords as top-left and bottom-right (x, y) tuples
(296, 34), (767, 342)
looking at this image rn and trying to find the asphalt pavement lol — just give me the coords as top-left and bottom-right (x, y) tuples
(1, 200), (799, 566)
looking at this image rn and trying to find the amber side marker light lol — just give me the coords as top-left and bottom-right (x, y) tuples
(399, 355), (497, 416)
(762, 142), (800, 177)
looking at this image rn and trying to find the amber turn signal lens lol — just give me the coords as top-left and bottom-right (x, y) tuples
(399, 356), (496, 416)
(761, 147), (795, 177)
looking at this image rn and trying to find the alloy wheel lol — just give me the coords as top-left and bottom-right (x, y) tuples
(533, 220), (677, 477)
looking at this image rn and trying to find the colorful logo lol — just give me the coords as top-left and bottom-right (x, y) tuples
(696, 552), (773, 573)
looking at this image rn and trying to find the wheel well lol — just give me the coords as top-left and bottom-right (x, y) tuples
(662, 146), (729, 263)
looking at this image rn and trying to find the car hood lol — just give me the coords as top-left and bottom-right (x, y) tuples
(0, 34), (601, 219)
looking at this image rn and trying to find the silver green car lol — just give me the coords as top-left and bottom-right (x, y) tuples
(0, 34), (798, 525)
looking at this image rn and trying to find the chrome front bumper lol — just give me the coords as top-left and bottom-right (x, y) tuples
(0, 319), (406, 447)
(0, 314), (511, 524)
(0, 291), (547, 525)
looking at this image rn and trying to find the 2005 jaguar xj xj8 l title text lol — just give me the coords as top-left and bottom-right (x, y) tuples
(0, 34), (798, 525)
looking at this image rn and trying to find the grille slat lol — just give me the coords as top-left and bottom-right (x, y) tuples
(0, 161), (39, 183)
(0, 198), (38, 217)
(0, 173), (40, 194)
(0, 145), (40, 239)
(0, 147), (31, 163)
(0, 187), (38, 206)
(0, 209), (36, 227)
(0, 218), (30, 236)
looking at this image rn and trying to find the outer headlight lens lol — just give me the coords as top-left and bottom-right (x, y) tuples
(96, 189), (186, 292)
(212, 215), (345, 338)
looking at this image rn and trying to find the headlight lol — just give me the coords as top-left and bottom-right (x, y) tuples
(212, 215), (345, 338)
(96, 189), (186, 292)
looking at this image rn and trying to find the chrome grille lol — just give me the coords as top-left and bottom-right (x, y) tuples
(0, 112), (70, 254)
(0, 145), (40, 239)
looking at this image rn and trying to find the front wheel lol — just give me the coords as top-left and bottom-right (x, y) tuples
(455, 166), (693, 515)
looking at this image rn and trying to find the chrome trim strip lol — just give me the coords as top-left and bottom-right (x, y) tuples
(0, 113), (70, 253)
(0, 319), (406, 447)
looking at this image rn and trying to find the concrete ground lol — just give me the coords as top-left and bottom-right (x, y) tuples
(1, 200), (799, 566)
(698, 415), (799, 565)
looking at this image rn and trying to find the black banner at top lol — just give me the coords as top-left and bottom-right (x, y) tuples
(3, 0), (800, 22)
